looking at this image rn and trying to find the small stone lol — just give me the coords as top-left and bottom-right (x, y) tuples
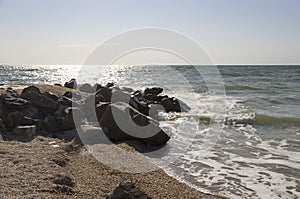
(12, 125), (37, 138)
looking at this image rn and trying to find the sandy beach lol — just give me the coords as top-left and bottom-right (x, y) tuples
(0, 84), (225, 198)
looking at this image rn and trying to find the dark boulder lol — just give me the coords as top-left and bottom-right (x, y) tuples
(99, 102), (170, 146)
(12, 125), (37, 138)
(6, 111), (23, 128)
(105, 82), (114, 88)
(57, 107), (84, 131)
(21, 85), (41, 95)
(21, 116), (41, 126)
(44, 92), (59, 102)
(93, 83), (102, 91)
(42, 115), (60, 134)
(20, 104), (41, 119)
(144, 87), (163, 96)
(107, 182), (150, 199)
(79, 83), (95, 93)
(54, 83), (62, 87)
(95, 87), (112, 102)
(95, 102), (110, 121)
(58, 96), (80, 107)
(111, 89), (131, 104)
(21, 86), (59, 110)
(63, 91), (82, 100)
(160, 97), (190, 113)
(3, 97), (29, 110)
(64, 78), (77, 89)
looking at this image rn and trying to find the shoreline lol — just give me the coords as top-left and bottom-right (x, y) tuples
(0, 83), (225, 198)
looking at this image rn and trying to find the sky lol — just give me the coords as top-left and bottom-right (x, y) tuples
(0, 0), (299, 65)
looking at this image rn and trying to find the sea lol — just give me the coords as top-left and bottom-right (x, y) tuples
(1, 64), (299, 198)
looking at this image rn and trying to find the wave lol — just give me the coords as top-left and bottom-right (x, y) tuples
(226, 85), (260, 91)
(254, 114), (300, 127)
(224, 113), (300, 127)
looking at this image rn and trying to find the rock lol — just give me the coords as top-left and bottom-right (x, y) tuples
(21, 85), (41, 96)
(111, 89), (131, 104)
(5, 88), (18, 98)
(57, 107), (84, 131)
(144, 94), (164, 102)
(107, 182), (150, 199)
(54, 105), (68, 117)
(64, 78), (77, 89)
(58, 96), (80, 107)
(160, 97), (190, 113)
(21, 87), (59, 110)
(63, 91), (81, 100)
(105, 82), (114, 88)
(51, 174), (75, 188)
(42, 115), (60, 134)
(0, 118), (4, 130)
(121, 87), (134, 94)
(3, 97), (29, 110)
(144, 87), (163, 96)
(95, 102), (110, 121)
(95, 87), (112, 102)
(44, 92), (59, 102)
(12, 125), (37, 138)
(79, 83), (95, 93)
(21, 116), (41, 126)
(20, 104), (40, 119)
(93, 83), (102, 91)
(54, 83), (62, 87)
(99, 102), (170, 146)
(6, 111), (23, 128)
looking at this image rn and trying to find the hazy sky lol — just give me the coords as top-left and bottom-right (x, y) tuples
(0, 0), (299, 65)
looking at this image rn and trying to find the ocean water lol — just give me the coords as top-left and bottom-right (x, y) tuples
(1, 64), (300, 198)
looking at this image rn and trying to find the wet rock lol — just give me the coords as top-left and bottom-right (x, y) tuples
(57, 107), (84, 131)
(12, 125), (37, 138)
(6, 111), (23, 128)
(79, 83), (95, 93)
(54, 83), (62, 87)
(3, 97), (29, 110)
(100, 102), (170, 146)
(160, 97), (190, 113)
(107, 182), (150, 199)
(144, 87), (163, 96)
(64, 78), (77, 89)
